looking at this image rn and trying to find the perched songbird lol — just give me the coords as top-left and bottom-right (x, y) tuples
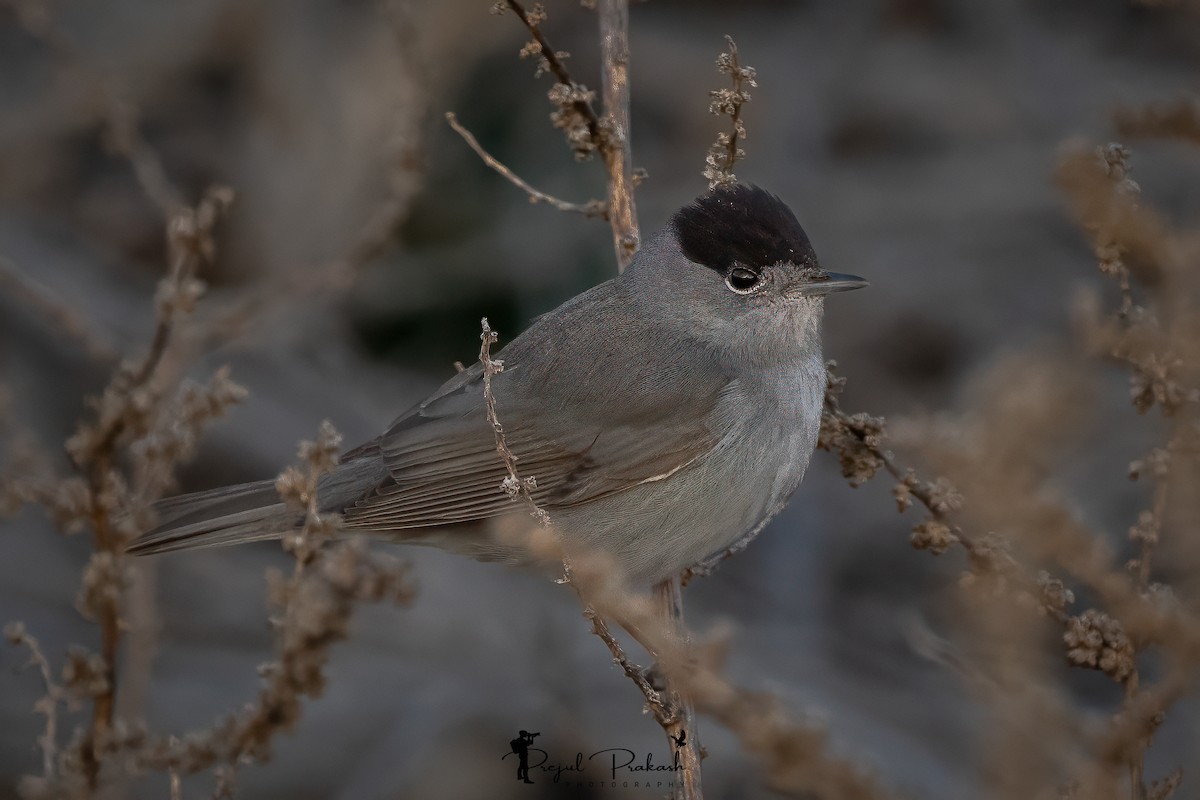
(130, 185), (867, 586)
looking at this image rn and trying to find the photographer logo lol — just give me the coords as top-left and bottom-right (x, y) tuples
(501, 728), (684, 790)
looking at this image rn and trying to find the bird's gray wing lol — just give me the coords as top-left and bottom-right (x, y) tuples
(340, 363), (722, 530)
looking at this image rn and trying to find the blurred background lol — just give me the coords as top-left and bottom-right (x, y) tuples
(2, 0), (1200, 797)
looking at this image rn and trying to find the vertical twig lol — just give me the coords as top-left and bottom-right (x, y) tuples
(597, 0), (640, 271)
(0, 256), (117, 360)
(73, 187), (232, 789)
(504, 0), (604, 145)
(3, 623), (61, 780)
(655, 578), (704, 800)
(596, 2), (697, 794)
(704, 37), (757, 190)
(5, 0), (183, 218)
(479, 318), (552, 526)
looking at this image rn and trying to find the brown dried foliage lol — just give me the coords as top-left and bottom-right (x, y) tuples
(6, 2), (1200, 800)
(0, 3), (417, 795)
(704, 36), (757, 189)
(818, 137), (1200, 799)
(2, 178), (414, 800)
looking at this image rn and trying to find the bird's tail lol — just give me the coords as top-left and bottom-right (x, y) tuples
(127, 448), (390, 556)
(127, 480), (296, 555)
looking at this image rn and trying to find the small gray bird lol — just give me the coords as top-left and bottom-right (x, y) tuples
(130, 184), (866, 585)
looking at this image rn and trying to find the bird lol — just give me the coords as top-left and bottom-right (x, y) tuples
(129, 184), (867, 586)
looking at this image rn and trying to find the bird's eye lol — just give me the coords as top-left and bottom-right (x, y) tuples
(725, 267), (761, 294)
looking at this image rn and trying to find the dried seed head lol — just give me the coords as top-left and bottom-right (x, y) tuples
(1064, 609), (1136, 682)
(910, 519), (956, 555)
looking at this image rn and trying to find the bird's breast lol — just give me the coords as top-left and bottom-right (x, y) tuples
(712, 357), (825, 517)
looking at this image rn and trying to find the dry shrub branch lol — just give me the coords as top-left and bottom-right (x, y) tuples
(704, 36), (757, 189)
(5, 2), (1200, 799)
(446, 113), (608, 218)
(483, 0), (642, 266)
(485, 513), (890, 800)
(0, 3), (420, 796)
(817, 137), (1200, 799)
(129, 424), (414, 793)
(3, 0), (182, 217)
(1, 180), (415, 797)
(456, 13), (896, 795)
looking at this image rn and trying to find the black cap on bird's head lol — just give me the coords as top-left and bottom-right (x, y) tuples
(670, 184), (866, 296)
(672, 184), (817, 273)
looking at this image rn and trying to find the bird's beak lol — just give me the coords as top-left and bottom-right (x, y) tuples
(790, 271), (869, 297)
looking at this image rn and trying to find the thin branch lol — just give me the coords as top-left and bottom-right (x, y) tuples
(478, 321), (705, 795)
(0, 255), (117, 360)
(135, 426), (414, 779)
(5, 0), (183, 217)
(503, 0), (603, 144)
(584, 609), (677, 725)
(1061, 142), (1194, 799)
(82, 187), (234, 463)
(654, 578), (704, 800)
(597, 0), (640, 269)
(599, 4), (698, 792)
(445, 113), (607, 218)
(193, 192), (411, 353)
(182, 2), (422, 355)
(4, 622), (61, 780)
(561, 540), (889, 800)
(1133, 472), (1170, 592)
(478, 318), (552, 527)
(496, 0), (640, 266)
(70, 185), (232, 789)
(819, 361), (975, 556)
(1115, 98), (1200, 147)
(817, 360), (1099, 639)
(704, 36), (757, 190)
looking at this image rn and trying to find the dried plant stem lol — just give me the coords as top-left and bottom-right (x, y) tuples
(478, 321), (704, 793)
(595, 2), (699, 790)
(115, 562), (161, 725)
(820, 366), (975, 557)
(504, 0), (603, 142)
(1137, 480), (1169, 590)
(445, 112), (607, 218)
(5, 0), (182, 217)
(497, 0), (639, 265)
(704, 37), (757, 189)
(132, 425), (413, 780)
(584, 610), (677, 724)
(479, 319), (551, 526)
(655, 577), (704, 800)
(191, 187), (410, 357)
(74, 187), (232, 788)
(3, 624), (61, 779)
(719, 47), (745, 172)
(0, 255), (116, 360)
(564, 544), (887, 800)
(1062, 142), (1197, 799)
(82, 494), (115, 784)
(1126, 671), (1147, 800)
(1121, 466), (1173, 798)
(597, 0), (640, 269)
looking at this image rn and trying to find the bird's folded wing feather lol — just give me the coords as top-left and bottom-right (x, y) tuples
(340, 365), (721, 530)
